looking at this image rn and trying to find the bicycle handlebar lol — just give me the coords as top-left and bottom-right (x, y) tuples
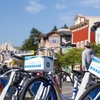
(62, 41), (76, 47)
(34, 42), (76, 55)
(10, 51), (24, 60)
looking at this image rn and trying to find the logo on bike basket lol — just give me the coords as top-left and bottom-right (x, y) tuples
(46, 62), (50, 67)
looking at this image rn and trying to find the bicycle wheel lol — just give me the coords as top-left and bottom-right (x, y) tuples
(19, 76), (57, 100)
(79, 82), (100, 100)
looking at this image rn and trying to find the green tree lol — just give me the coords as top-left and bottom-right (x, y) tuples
(54, 53), (64, 68)
(54, 48), (83, 68)
(61, 24), (68, 29)
(64, 48), (83, 66)
(52, 26), (57, 31)
(91, 43), (100, 57)
(63, 24), (68, 28)
(21, 27), (42, 51)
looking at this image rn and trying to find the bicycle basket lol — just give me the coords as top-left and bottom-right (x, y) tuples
(24, 55), (53, 72)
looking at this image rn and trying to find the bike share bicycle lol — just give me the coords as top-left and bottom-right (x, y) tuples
(19, 42), (100, 100)
(18, 42), (98, 100)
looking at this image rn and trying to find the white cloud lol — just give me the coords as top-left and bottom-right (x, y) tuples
(60, 16), (71, 21)
(80, 0), (100, 9)
(55, 4), (66, 9)
(24, 1), (45, 14)
(59, 13), (74, 26)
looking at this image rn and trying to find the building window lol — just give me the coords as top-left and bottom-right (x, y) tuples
(66, 37), (71, 41)
(50, 36), (59, 44)
(81, 41), (84, 48)
(77, 42), (79, 48)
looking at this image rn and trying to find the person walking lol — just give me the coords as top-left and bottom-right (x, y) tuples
(82, 41), (96, 71)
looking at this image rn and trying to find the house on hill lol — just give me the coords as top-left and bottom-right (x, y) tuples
(38, 28), (72, 55)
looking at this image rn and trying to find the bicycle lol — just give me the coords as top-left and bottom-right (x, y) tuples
(18, 42), (98, 100)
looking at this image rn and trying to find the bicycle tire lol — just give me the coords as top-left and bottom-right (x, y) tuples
(78, 82), (100, 100)
(19, 76), (57, 100)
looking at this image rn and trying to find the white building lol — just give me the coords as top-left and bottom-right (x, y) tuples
(0, 41), (34, 67)
(0, 41), (19, 67)
(96, 27), (100, 44)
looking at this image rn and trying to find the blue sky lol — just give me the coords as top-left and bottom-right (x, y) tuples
(0, 0), (100, 46)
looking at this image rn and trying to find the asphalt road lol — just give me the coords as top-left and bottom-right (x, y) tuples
(57, 81), (73, 100)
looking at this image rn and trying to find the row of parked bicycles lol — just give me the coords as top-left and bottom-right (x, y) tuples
(0, 42), (100, 100)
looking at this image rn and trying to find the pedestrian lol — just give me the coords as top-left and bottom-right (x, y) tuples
(82, 41), (96, 71)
